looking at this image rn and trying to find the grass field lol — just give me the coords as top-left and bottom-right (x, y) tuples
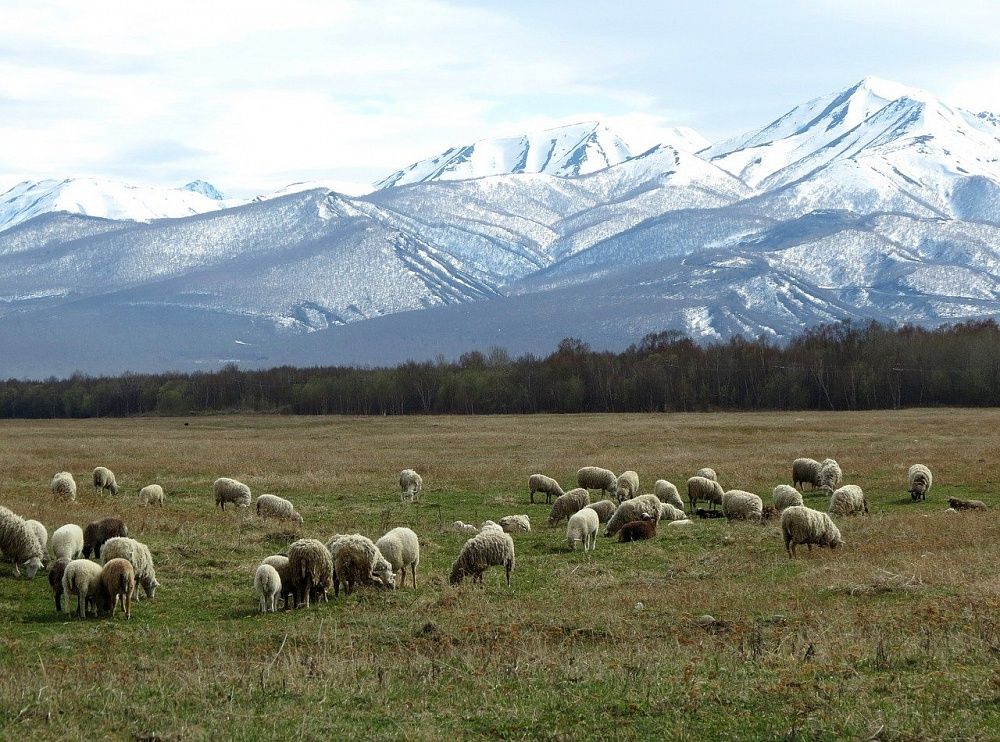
(0, 410), (998, 740)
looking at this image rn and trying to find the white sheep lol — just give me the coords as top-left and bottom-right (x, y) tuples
(548, 488), (591, 527)
(616, 471), (640, 501)
(654, 480), (685, 511)
(262, 555), (295, 609)
(583, 499), (617, 524)
(450, 520), (480, 535)
(829, 484), (868, 517)
(657, 502), (688, 521)
(449, 530), (515, 587)
(255, 494), (304, 524)
(480, 520), (504, 533)
(214, 477), (252, 510)
(328, 534), (396, 596)
(528, 474), (565, 505)
(781, 505), (844, 558)
(576, 467), (619, 501)
(722, 490), (764, 522)
(792, 458), (822, 490)
(907, 464), (932, 502)
(51, 472), (77, 503)
(62, 558), (106, 617)
(100, 537), (160, 599)
(0, 506), (44, 579)
(255, 563), (282, 613)
(687, 476), (724, 511)
(399, 469), (423, 502)
(498, 515), (531, 533)
(93, 466), (120, 496)
(51, 523), (84, 561)
(24, 519), (48, 556)
(138, 484), (165, 507)
(695, 468), (717, 482)
(375, 527), (420, 588)
(604, 494), (661, 537)
(772, 484), (804, 512)
(287, 538), (334, 607)
(566, 508), (599, 552)
(818, 459), (843, 494)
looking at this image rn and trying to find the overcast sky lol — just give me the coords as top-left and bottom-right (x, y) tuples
(2, 0), (999, 197)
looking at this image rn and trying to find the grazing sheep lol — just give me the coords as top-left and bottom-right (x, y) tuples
(0, 506), (44, 579)
(761, 505), (780, 522)
(657, 502), (688, 521)
(604, 494), (661, 537)
(375, 527), (420, 588)
(100, 537), (159, 599)
(83, 517), (128, 559)
(262, 555), (295, 609)
(687, 476), (724, 511)
(138, 484), (165, 507)
(548, 488), (591, 527)
(792, 458), (822, 490)
(695, 468), (717, 482)
(24, 519), (48, 556)
(51, 523), (84, 561)
(213, 477), (252, 510)
(722, 490), (764, 522)
(566, 508), (599, 552)
(498, 514), (531, 534)
(287, 538), (334, 607)
(449, 530), (515, 587)
(583, 499), (617, 524)
(528, 474), (565, 505)
(51, 472), (77, 503)
(255, 494), (304, 524)
(329, 534), (395, 597)
(101, 558), (135, 619)
(818, 459), (843, 494)
(781, 506), (844, 558)
(654, 480), (685, 510)
(773, 484), (804, 512)
(255, 563), (282, 613)
(62, 559), (106, 618)
(451, 520), (480, 535)
(908, 464), (933, 502)
(829, 485), (868, 517)
(616, 471), (640, 501)
(49, 558), (69, 612)
(93, 466), (120, 496)
(948, 497), (987, 512)
(399, 469), (423, 502)
(618, 516), (656, 543)
(480, 520), (504, 533)
(576, 467), (619, 501)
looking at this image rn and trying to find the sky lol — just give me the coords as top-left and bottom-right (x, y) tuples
(2, 0), (999, 197)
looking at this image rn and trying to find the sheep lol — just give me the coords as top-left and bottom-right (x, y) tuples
(548, 488), (591, 527)
(49, 557), (69, 612)
(792, 458), (822, 490)
(829, 485), (868, 517)
(498, 515), (531, 534)
(576, 467), (619, 501)
(287, 538), (334, 607)
(451, 520), (480, 535)
(83, 517), (128, 559)
(818, 459), (843, 494)
(566, 508), (599, 551)
(781, 505), (844, 558)
(773, 484), (804, 512)
(24, 519), (48, 556)
(375, 527), (420, 588)
(213, 477), (252, 510)
(761, 504), (780, 522)
(604, 494), (661, 537)
(654, 480), (685, 510)
(0, 506), (44, 579)
(583, 499), (617, 524)
(696, 508), (724, 519)
(100, 537), (159, 599)
(449, 530), (515, 587)
(618, 516), (656, 542)
(328, 534), (396, 597)
(722, 490), (764, 522)
(687, 476), (724, 511)
(138, 484), (165, 507)
(93, 466), (120, 496)
(616, 471), (640, 501)
(480, 520), (504, 533)
(255, 494), (304, 524)
(262, 555), (295, 609)
(62, 559), (106, 618)
(102, 558), (135, 619)
(51, 471), (77, 503)
(528, 474), (565, 505)
(908, 464), (933, 502)
(51, 523), (84, 561)
(657, 502), (688, 521)
(948, 497), (987, 512)
(255, 563), (282, 613)
(399, 469), (423, 502)
(695, 468), (717, 482)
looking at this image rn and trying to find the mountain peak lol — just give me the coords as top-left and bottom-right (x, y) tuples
(183, 180), (225, 200)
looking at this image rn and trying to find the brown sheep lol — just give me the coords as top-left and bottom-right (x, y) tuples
(617, 516), (656, 543)
(49, 558), (70, 612)
(101, 558), (136, 619)
(948, 497), (987, 512)
(83, 517), (128, 559)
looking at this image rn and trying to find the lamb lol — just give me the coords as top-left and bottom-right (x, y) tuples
(101, 558), (135, 619)
(654, 480), (685, 510)
(93, 466), (120, 496)
(213, 477), (252, 510)
(772, 484), (804, 512)
(82, 517), (128, 559)
(616, 471), (640, 501)
(498, 515), (531, 533)
(907, 464), (933, 502)
(451, 520), (480, 535)
(0, 506), (44, 579)
(761, 505), (780, 522)
(829, 485), (868, 517)
(51, 523), (84, 561)
(722, 490), (764, 522)
(583, 499), (617, 524)
(62, 559), (106, 618)
(618, 516), (656, 543)
(566, 508), (599, 551)
(24, 519), (48, 556)
(449, 530), (515, 587)
(547, 488), (591, 527)
(375, 527), (420, 588)
(49, 558), (69, 612)
(604, 494), (662, 537)
(100, 537), (159, 599)
(255, 563), (282, 613)
(262, 555), (295, 609)
(480, 520), (504, 533)
(687, 476), (724, 511)
(792, 458), (822, 490)
(781, 505), (844, 558)
(328, 534), (396, 597)
(818, 459), (843, 494)
(695, 468), (717, 482)
(50, 471), (77, 503)
(657, 502), (688, 521)
(138, 484), (165, 507)
(287, 538), (334, 607)
(399, 469), (423, 502)
(528, 474), (565, 505)
(576, 467), (619, 501)
(255, 494), (304, 524)
(948, 497), (987, 512)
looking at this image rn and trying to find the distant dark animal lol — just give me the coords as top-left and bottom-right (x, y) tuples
(617, 518), (656, 543)
(696, 508), (724, 519)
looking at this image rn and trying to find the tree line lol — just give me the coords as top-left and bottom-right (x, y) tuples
(2, 319), (999, 418)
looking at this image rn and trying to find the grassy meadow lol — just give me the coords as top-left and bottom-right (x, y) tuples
(0, 410), (998, 740)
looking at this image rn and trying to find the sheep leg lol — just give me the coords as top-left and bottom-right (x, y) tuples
(410, 565), (416, 589)
(125, 591), (131, 619)
(397, 569), (405, 588)
(530, 489), (535, 504)
(505, 564), (511, 588)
